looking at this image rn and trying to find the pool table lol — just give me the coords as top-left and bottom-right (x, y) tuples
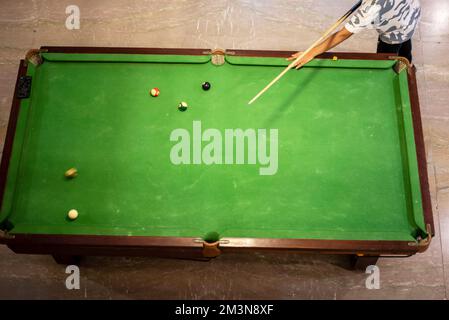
(0, 47), (434, 269)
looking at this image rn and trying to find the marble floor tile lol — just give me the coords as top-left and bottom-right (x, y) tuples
(430, 119), (449, 190)
(0, 0), (37, 22)
(0, 64), (19, 114)
(421, 117), (434, 164)
(0, 64), (20, 152)
(421, 42), (449, 120)
(0, 0), (448, 300)
(423, 42), (449, 68)
(0, 249), (446, 300)
(423, 70), (449, 119)
(412, 39), (425, 66)
(420, 0), (449, 43)
(438, 189), (449, 298)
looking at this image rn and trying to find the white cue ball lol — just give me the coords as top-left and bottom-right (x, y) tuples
(68, 209), (79, 220)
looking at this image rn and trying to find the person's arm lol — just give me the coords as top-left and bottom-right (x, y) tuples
(288, 27), (354, 69)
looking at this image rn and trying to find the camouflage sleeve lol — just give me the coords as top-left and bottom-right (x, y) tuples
(345, 0), (382, 34)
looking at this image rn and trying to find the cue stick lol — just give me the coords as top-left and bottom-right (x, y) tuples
(248, 0), (363, 105)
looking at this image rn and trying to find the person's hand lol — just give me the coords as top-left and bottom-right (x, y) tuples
(287, 51), (315, 69)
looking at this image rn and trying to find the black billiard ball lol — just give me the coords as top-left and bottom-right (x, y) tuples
(202, 82), (211, 91)
(178, 101), (188, 112)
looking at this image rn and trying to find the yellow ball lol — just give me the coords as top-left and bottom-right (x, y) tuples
(65, 168), (78, 178)
(68, 209), (79, 220)
(332, 56), (338, 61)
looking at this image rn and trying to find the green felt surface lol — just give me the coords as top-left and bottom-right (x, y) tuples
(0, 53), (426, 241)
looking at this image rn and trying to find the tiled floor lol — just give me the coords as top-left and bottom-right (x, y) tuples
(0, 0), (448, 299)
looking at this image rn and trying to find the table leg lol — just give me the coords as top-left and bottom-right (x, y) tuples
(52, 254), (82, 265)
(351, 255), (379, 270)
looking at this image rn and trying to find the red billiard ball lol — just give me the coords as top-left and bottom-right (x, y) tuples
(150, 88), (160, 97)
